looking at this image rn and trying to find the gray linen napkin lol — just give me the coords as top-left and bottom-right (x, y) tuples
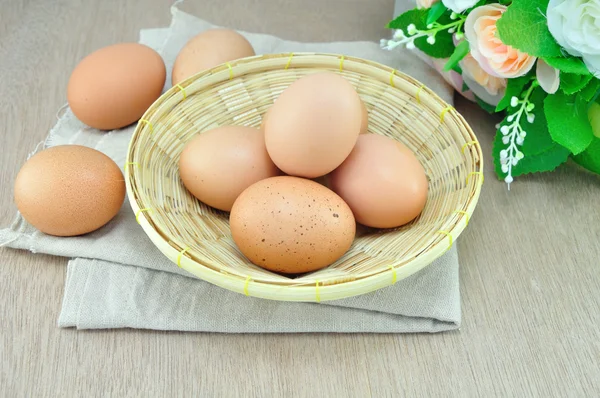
(0, 5), (461, 333)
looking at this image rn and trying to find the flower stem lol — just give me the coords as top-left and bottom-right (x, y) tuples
(382, 14), (466, 50)
(500, 79), (539, 189)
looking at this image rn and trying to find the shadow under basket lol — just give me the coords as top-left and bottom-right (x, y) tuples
(125, 52), (483, 302)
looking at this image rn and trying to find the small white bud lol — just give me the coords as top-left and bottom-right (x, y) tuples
(510, 97), (519, 107)
(502, 136), (510, 144)
(526, 103), (535, 112)
(427, 24), (434, 29)
(451, 12), (458, 20)
(393, 30), (405, 40)
(500, 149), (508, 159)
(505, 175), (514, 184)
(448, 28), (455, 34)
(501, 164), (509, 173)
(512, 158), (518, 166)
(500, 125), (510, 135)
(495, 123), (501, 129)
(516, 136), (524, 146)
(516, 151), (524, 160)
(527, 113), (535, 123)
(507, 115), (515, 122)
(427, 35), (436, 45)
(455, 32), (464, 40)
(407, 24), (417, 35)
(406, 40), (416, 50)
(521, 131), (527, 137)
(380, 38), (388, 47)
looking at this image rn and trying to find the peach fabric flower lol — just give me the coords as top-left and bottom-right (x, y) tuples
(429, 57), (476, 101)
(460, 54), (506, 96)
(416, 0), (439, 8)
(464, 4), (536, 78)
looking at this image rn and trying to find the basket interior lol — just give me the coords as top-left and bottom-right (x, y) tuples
(126, 53), (482, 287)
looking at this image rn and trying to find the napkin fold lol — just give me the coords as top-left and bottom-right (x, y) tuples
(0, 4), (462, 333)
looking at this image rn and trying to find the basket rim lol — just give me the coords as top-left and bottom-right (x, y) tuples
(125, 52), (484, 302)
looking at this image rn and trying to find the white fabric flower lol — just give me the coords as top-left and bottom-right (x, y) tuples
(547, 0), (600, 76)
(442, 0), (478, 13)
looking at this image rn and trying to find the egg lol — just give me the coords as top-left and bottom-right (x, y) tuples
(67, 43), (166, 130)
(172, 29), (255, 85)
(264, 72), (362, 178)
(329, 134), (428, 229)
(230, 176), (356, 274)
(179, 125), (280, 212)
(14, 145), (125, 236)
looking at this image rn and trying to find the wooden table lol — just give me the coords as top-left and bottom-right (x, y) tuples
(1, 1), (599, 396)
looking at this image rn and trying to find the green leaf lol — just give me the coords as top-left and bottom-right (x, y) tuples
(493, 86), (570, 178)
(386, 9), (455, 58)
(514, 143), (572, 176)
(545, 91), (594, 155)
(580, 79), (600, 102)
(427, 2), (447, 25)
(496, 75), (532, 112)
(518, 88), (568, 158)
(475, 95), (497, 114)
(560, 73), (593, 95)
(414, 37), (454, 59)
(387, 9), (427, 29)
(589, 102), (600, 137)
(462, 81), (470, 92)
(387, 8), (432, 29)
(443, 40), (470, 72)
(452, 64), (463, 75)
(593, 89), (600, 105)
(572, 137), (600, 175)
(496, 0), (563, 58)
(543, 57), (591, 75)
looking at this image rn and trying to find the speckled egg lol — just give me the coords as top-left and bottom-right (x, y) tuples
(229, 176), (356, 274)
(14, 145), (125, 236)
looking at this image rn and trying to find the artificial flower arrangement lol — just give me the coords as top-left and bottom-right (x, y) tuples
(382, 0), (600, 186)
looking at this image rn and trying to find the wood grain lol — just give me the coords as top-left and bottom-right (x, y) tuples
(1, 0), (599, 397)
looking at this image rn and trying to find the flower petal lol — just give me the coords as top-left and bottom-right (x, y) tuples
(548, 0), (574, 52)
(442, 0), (478, 13)
(462, 73), (505, 106)
(536, 59), (561, 94)
(583, 53), (600, 77)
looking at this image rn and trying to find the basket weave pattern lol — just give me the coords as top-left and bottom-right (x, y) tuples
(125, 53), (483, 302)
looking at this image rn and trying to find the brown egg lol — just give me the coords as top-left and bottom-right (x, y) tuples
(360, 99), (369, 134)
(179, 125), (280, 212)
(67, 43), (166, 130)
(14, 145), (125, 236)
(172, 29), (255, 85)
(329, 134), (428, 229)
(230, 176), (356, 274)
(264, 72), (362, 178)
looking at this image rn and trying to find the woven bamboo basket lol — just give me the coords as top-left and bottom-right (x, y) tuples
(125, 52), (483, 302)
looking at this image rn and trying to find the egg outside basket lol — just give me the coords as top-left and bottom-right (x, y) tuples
(125, 52), (483, 302)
